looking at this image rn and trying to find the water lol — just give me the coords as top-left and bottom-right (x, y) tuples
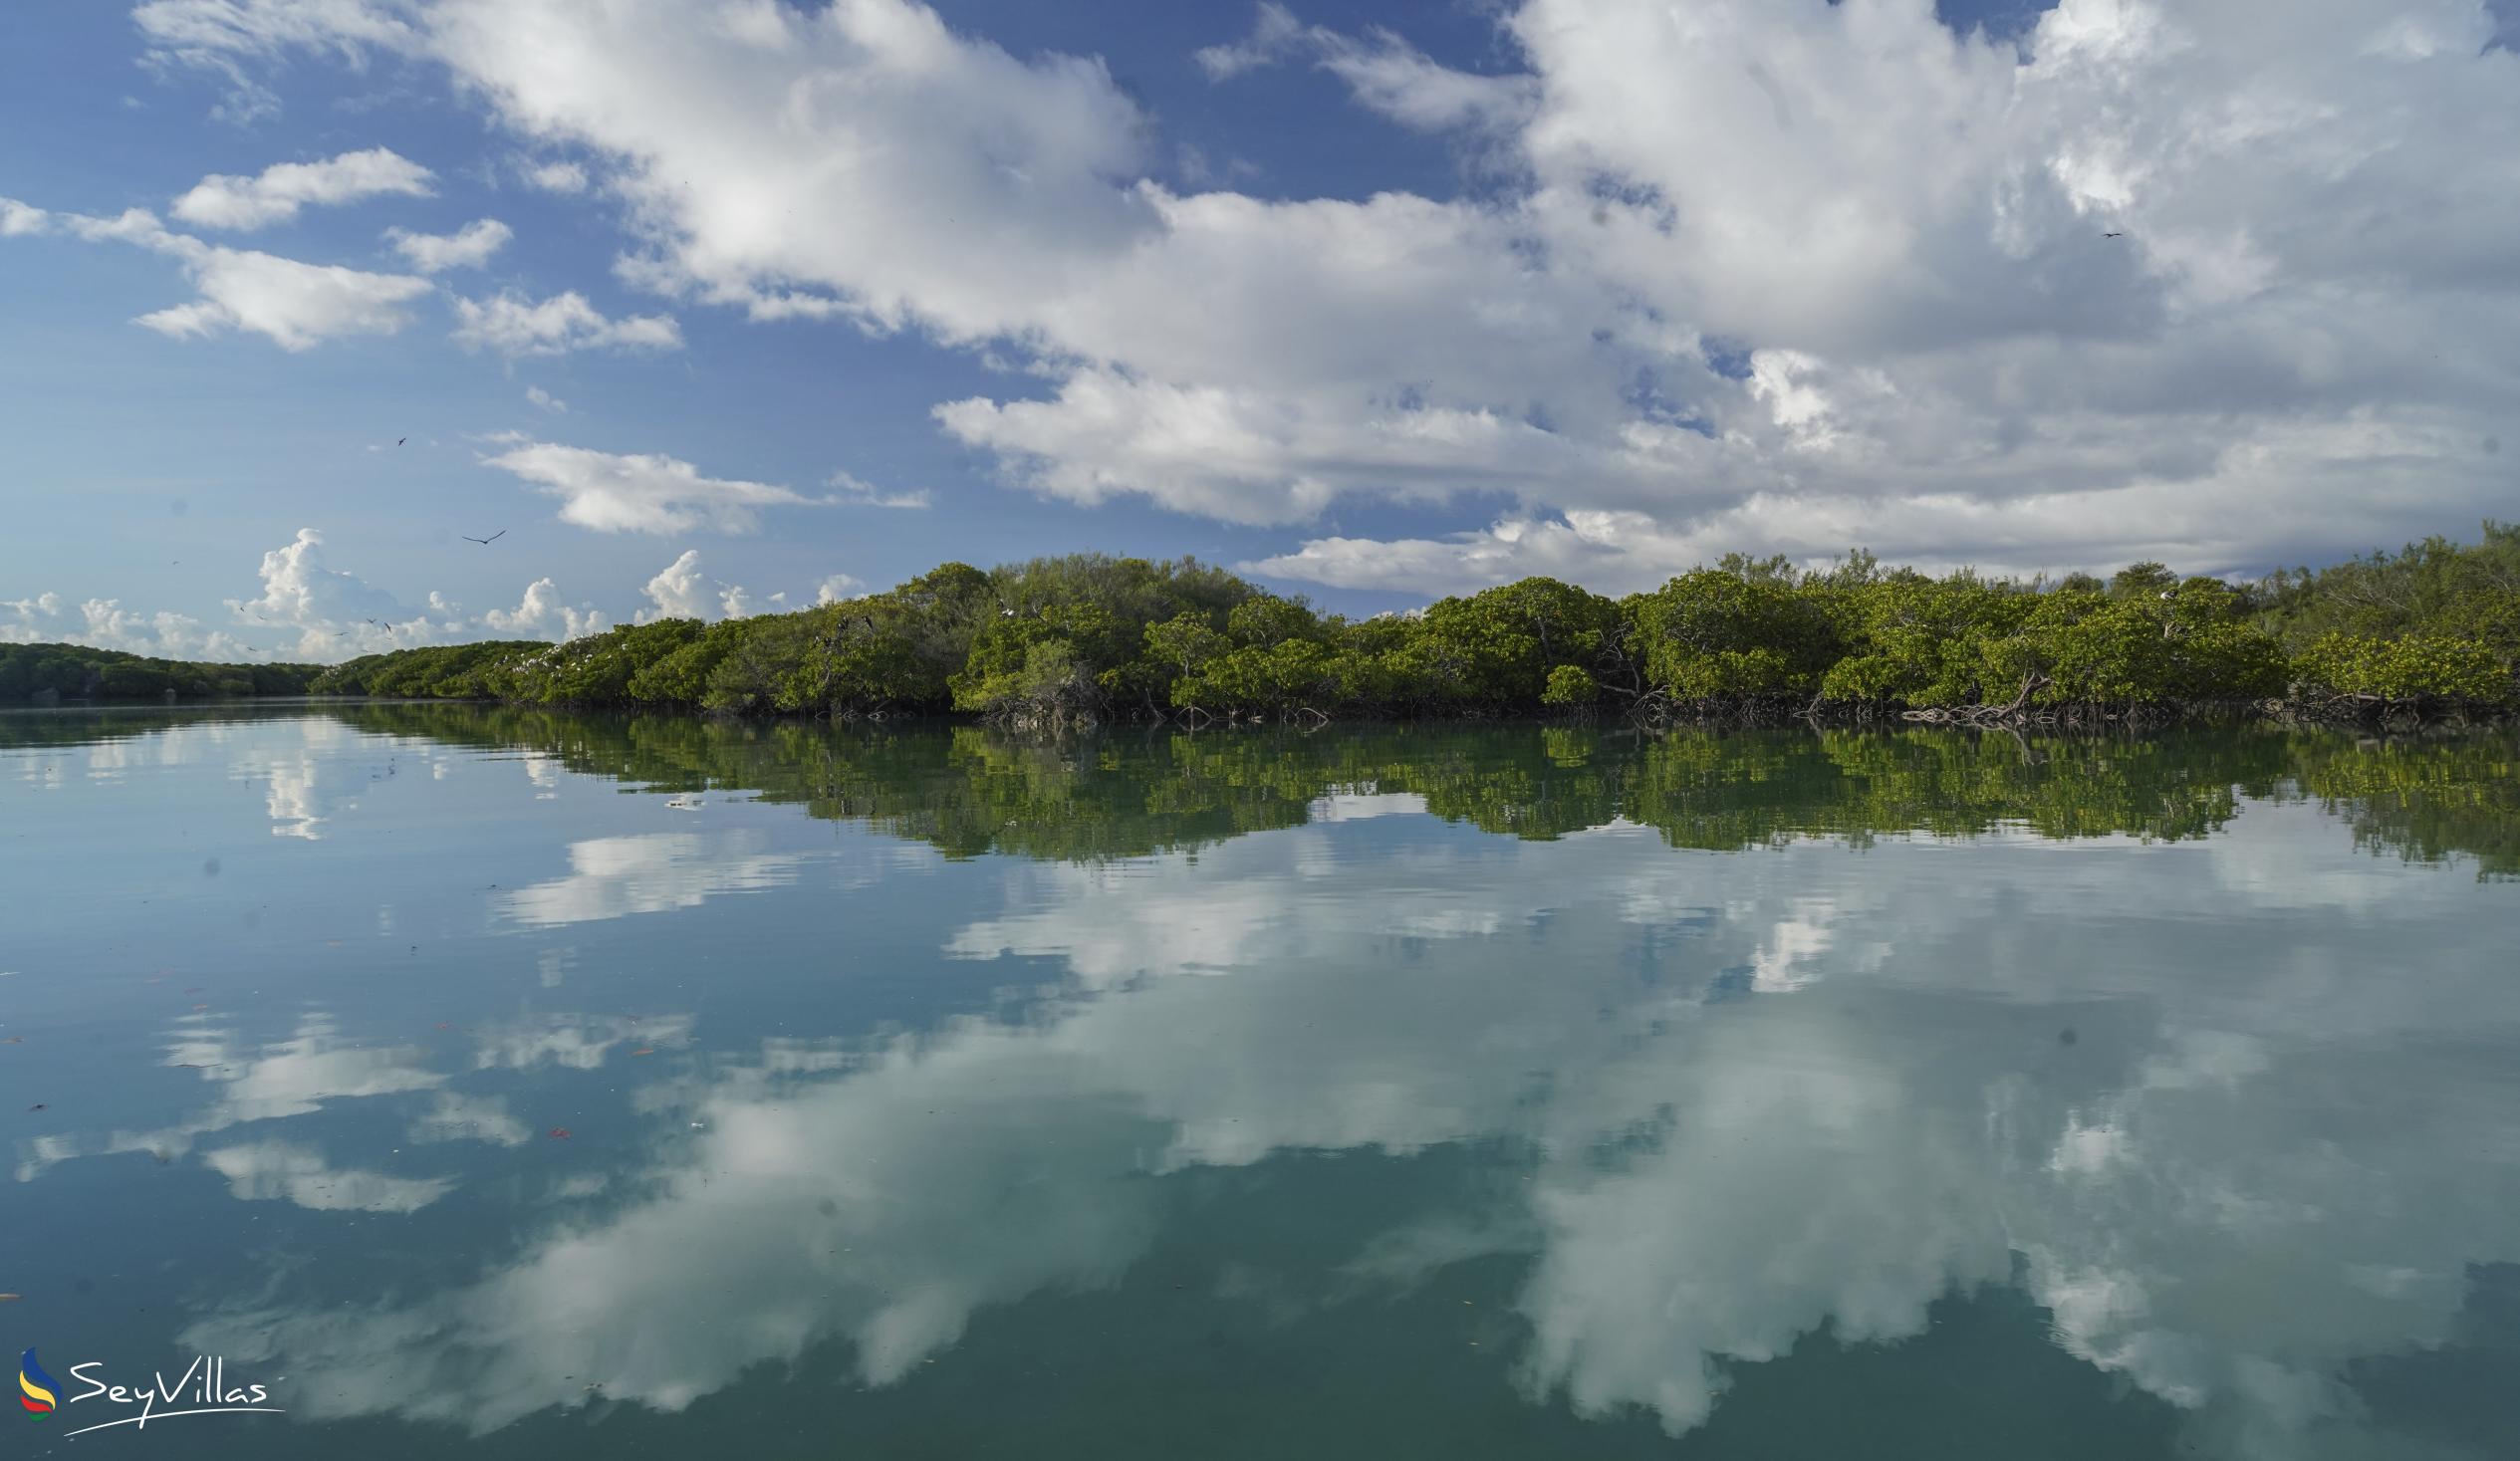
(3, 706), (2517, 1459)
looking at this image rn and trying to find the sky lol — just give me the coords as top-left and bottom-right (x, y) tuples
(1, 0), (2516, 662)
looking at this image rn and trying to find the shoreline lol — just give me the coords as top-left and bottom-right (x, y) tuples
(11, 692), (2512, 733)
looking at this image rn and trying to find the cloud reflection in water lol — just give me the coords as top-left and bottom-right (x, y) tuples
(168, 796), (2520, 1457)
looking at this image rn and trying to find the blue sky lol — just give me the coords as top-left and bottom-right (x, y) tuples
(3, 0), (2515, 660)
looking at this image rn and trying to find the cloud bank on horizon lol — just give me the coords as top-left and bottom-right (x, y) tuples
(3, 0), (2517, 658)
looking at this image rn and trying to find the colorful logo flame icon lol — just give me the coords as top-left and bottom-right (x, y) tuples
(19, 1348), (57, 1418)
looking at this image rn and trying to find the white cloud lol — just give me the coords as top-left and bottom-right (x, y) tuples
(522, 158), (589, 193)
(1194, 2), (1307, 79)
(221, 526), (477, 656)
(9, 525), (712, 662)
(450, 290), (681, 356)
(0, 591), (66, 640)
(480, 578), (610, 641)
(815, 573), (866, 604)
(230, 527), (405, 630)
(75, 600), (252, 660)
(133, 0), (418, 70)
(172, 146), (433, 229)
(113, 0), (2520, 589)
(1, 590), (256, 660)
(3, 200), (432, 350)
(135, 243), (433, 349)
(385, 216), (511, 273)
(132, 243), (432, 350)
(1198, 4), (1535, 133)
(524, 384), (567, 412)
(635, 549), (762, 622)
(642, 551), (708, 618)
(133, 0), (418, 122)
(825, 471), (928, 509)
(482, 441), (810, 535)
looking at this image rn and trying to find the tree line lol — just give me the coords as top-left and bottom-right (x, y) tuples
(308, 526), (2519, 725)
(11, 525), (2512, 721)
(0, 642), (322, 703)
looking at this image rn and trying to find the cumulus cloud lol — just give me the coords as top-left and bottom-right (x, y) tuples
(479, 578), (610, 641)
(15, 528), (625, 663)
(5, 594), (193, 659)
(214, 528), (612, 653)
(384, 216), (510, 273)
(450, 289), (681, 356)
(171, 146), (433, 229)
(0, 592), (67, 641)
(224, 526), (448, 655)
(636, 549), (762, 622)
(115, 0), (2520, 589)
(1, 199), (431, 350)
(524, 384), (567, 412)
(1, 590), (258, 660)
(481, 440), (811, 535)
(815, 573), (866, 604)
(228, 526), (411, 625)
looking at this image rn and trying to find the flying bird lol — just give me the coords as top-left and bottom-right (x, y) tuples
(396, 437), (406, 446)
(2103, 231), (2125, 238)
(462, 530), (506, 545)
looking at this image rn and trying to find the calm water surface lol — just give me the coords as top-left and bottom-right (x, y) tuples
(4, 706), (2517, 1458)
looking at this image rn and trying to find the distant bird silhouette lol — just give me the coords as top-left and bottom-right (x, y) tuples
(462, 530), (506, 545)
(396, 438), (406, 446)
(2103, 231), (2125, 238)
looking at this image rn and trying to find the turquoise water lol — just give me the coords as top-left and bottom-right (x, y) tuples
(4, 706), (2517, 1458)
